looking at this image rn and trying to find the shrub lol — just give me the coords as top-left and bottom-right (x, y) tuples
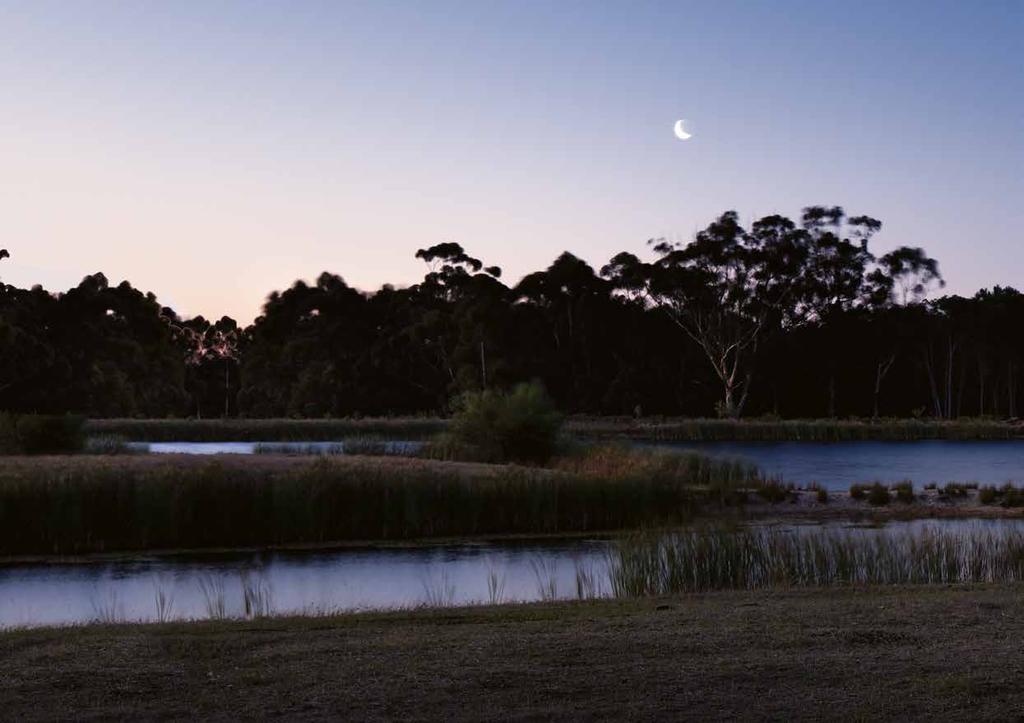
(756, 481), (788, 504)
(850, 484), (866, 501)
(939, 483), (971, 499)
(816, 488), (829, 504)
(893, 481), (914, 503)
(441, 381), (563, 465)
(867, 483), (891, 506)
(1001, 484), (1024, 508)
(16, 415), (86, 454)
(0, 414), (86, 454)
(978, 486), (998, 505)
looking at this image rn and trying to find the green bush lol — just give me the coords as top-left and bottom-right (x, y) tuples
(0, 414), (86, 454)
(441, 381), (563, 464)
(978, 486), (998, 505)
(816, 487), (829, 504)
(850, 484), (866, 501)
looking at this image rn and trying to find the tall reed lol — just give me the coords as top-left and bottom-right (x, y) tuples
(86, 418), (445, 442)
(568, 417), (1020, 442)
(0, 451), (724, 555)
(609, 525), (1024, 597)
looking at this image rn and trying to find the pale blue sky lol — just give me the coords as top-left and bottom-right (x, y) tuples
(1, 0), (1021, 321)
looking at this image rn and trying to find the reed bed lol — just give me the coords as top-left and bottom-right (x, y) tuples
(609, 525), (1024, 596)
(85, 416), (1022, 444)
(567, 416), (1021, 442)
(85, 418), (446, 442)
(0, 449), (741, 556)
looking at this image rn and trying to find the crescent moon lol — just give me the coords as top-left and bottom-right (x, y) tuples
(673, 119), (692, 140)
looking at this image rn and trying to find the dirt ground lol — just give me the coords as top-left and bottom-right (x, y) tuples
(3, 585), (1024, 721)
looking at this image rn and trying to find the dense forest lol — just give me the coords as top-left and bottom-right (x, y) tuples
(1, 206), (1021, 420)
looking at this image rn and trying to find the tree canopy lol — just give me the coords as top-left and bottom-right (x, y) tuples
(0, 208), (1019, 419)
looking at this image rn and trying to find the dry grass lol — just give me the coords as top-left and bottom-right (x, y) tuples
(2, 585), (1024, 720)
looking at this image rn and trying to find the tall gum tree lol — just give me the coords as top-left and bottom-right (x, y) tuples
(604, 211), (809, 418)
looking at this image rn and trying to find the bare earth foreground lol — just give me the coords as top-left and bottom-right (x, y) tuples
(3, 586), (1024, 721)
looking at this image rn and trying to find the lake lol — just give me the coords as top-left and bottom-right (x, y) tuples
(652, 440), (1024, 490)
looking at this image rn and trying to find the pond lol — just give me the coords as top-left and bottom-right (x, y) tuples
(5, 520), (1024, 629)
(652, 440), (1024, 490)
(0, 539), (611, 629)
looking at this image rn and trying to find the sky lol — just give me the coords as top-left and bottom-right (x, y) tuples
(0, 0), (1021, 323)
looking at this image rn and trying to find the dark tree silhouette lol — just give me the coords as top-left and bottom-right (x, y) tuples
(0, 208), (1017, 421)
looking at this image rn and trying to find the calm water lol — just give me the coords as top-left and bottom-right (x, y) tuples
(654, 440), (1024, 490)
(0, 540), (611, 629)
(130, 441), (422, 455)
(4, 520), (1024, 629)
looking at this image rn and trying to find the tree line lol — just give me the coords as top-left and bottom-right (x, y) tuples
(1, 206), (1021, 420)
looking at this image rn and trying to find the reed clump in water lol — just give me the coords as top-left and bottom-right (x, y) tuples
(0, 447), (745, 556)
(609, 525), (1024, 597)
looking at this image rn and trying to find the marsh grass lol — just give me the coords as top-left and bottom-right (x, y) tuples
(573, 559), (603, 600)
(977, 484), (1024, 508)
(421, 569), (456, 607)
(893, 481), (915, 503)
(570, 416), (1021, 442)
(609, 526), (1024, 596)
(90, 589), (124, 624)
(0, 448), (742, 555)
(939, 483), (977, 499)
(485, 562), (507, 605)
(240, 570), (274, 619)
(86, 418), (445, 442)
(197, 575), (227, 620)
(253, 442), (345, 455)
(84, 434), (134, 455)
(530, 556), (559, 601)
(153, 577), (176, 623)
(1, 414), (86, 454)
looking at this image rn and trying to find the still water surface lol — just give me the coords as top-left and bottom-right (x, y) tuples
(0, 540), (610, 629)
(654, 440), (1024, 490)
(5, 520), (1024, 629)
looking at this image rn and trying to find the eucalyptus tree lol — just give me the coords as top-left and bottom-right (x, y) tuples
(514, 252), (618, 410)
(604, 210), (809, 418)
(407, 243), (507, 405)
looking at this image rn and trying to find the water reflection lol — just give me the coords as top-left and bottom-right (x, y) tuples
(0, 540), (610, 629)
